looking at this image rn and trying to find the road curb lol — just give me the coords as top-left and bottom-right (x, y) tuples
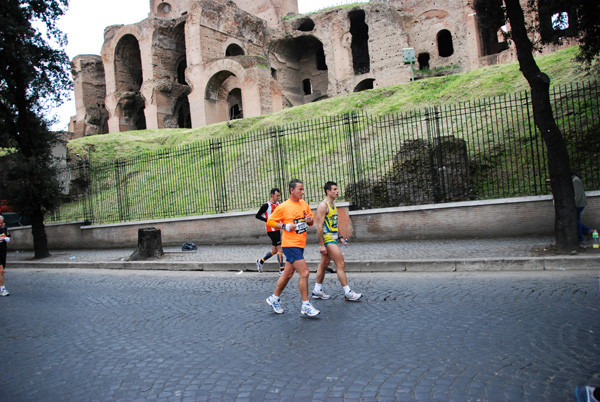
(9, 255), (600, 272)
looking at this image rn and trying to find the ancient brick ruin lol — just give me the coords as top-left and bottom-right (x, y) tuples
(69, 0), (575, 137)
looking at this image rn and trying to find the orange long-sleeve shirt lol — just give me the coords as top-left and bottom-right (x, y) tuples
(267, 198), (314, 248)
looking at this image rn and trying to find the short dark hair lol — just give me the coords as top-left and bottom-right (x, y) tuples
(270, 188), (280, 195)
(324, 181), (337, 194)
(288, 179), (303, 193)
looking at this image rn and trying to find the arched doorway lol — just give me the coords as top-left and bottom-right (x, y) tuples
(204, 70), (241, 125)
(114, 34), (146, 131)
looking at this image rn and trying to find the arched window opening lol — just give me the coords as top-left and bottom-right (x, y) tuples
(437, 30), (454, 58)
(302, 79), (312, 95)
(226, 44), (244, 56)
(294, 18), (315, 32)
(157, 2), (172, 17)
(418, 53), (430, 70)
(114, 34), (143, 93)
(353, 79), (374, 92)
(349, 10), (370, 74)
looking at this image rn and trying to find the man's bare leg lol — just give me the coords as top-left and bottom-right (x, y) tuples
(316, 244), (348, 287)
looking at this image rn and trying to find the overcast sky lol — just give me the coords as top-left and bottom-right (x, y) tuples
(52, 0), (362, 131)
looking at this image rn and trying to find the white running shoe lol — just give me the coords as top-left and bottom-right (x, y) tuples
(1, 288), (9, 297)
(344, 290), (362, 301)
(279, 269), (284, 276)
(266, 296), (283, 314)
(311, 289), (331, 300)
(256, 259), (263, 273)
(300, 303), (320, 317)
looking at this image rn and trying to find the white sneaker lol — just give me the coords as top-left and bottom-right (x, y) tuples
(279, 269), (284, 276)
(256, 259), (263, 273)
(300, 302), (320, 317)
(345, 290), (362, 301)
(311, 289), (331, 300)
(1, 288), (9, 297)
(575, 386), (600, 402)
(266, 296), (283, 314)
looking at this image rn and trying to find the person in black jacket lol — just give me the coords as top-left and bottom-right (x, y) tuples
(255, 188), (285, 274)
(0, 215), (11, 296)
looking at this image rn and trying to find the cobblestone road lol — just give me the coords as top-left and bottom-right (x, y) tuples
(1, 269), (599, 401)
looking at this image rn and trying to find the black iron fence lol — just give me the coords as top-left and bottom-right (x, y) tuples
(49, 80), (600, 224)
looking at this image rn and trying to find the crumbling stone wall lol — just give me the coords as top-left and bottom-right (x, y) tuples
(69, 0), (573, 137)
(70, 55), (108, 137)
(347, 136), (471, 209)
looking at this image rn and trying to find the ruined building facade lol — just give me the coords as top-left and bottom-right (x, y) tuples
(69, 0), (575, 137)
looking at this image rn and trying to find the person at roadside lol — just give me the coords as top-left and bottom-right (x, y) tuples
(265, 179), (319, 317)
(0, 215), (12, 296)
(572, 172), (592, 242)
(312, 181), (362, 301)
(255, 188), (285, 274)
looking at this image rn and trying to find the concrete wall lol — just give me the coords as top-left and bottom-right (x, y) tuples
(9, 193), (600, 251)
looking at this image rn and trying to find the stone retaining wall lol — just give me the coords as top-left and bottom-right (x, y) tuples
(8, 193), (600, 250)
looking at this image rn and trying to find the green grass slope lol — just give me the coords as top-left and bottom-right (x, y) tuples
(68, 46), (597, 163)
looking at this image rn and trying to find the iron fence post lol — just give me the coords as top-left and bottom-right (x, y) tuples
(434, 106), (447, 202)
(114, 159), (129, 222)
(210, 140), (227, 213)
(345, 112), (362, 208)
(273, 127), (286, 191)
(80, 159), (93, 222)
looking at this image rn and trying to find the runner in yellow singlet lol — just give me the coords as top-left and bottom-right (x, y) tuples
(312, 181), (362, 301)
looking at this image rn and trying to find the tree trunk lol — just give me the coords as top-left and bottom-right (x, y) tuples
(129, 227), (164, 261)
(504, 0), (578, 251)
(31, 208), (50, 259)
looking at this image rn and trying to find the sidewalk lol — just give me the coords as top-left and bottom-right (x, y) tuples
(7, 236), (600, 272)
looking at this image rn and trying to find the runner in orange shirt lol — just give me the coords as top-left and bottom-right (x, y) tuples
(265, 179), (320, 317)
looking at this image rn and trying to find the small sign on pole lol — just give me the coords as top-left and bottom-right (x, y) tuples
(403, 48), (416, 81)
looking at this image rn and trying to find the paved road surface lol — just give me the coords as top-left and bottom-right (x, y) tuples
(1, 269), (599, 401)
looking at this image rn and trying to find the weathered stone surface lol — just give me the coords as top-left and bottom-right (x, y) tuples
(128, 227), (164, 261)
(69, 0), (572, 137)
(346, 135), (470, 209)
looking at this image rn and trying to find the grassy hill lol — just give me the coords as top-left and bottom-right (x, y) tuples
(68, 46), (597, 163)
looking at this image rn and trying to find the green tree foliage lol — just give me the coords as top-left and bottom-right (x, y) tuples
(574, 0), (600, 65)
(0, 0), (72, 258)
